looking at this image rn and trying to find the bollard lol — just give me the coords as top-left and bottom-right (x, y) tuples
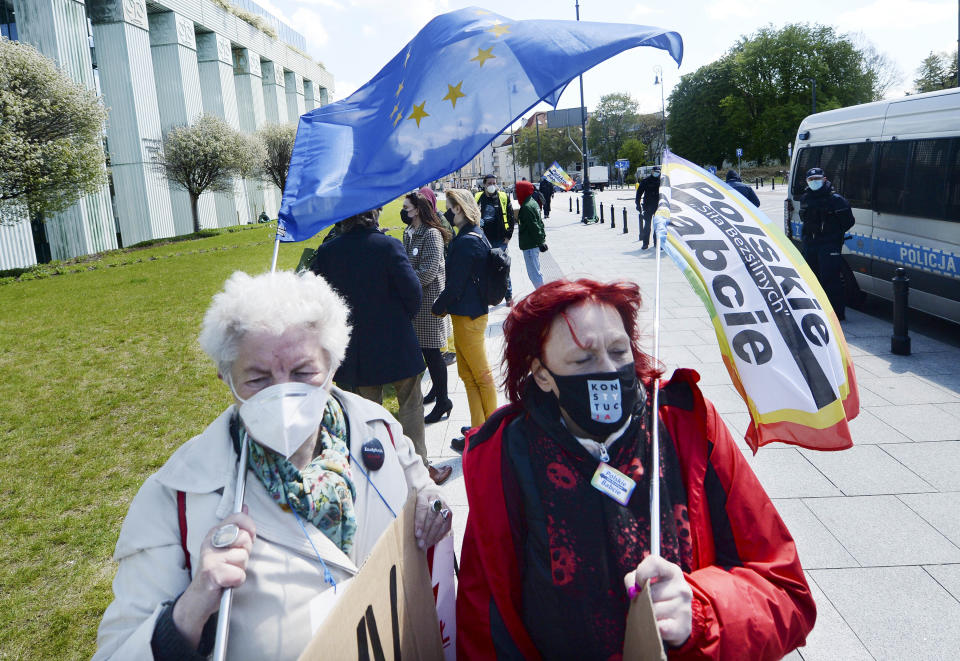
(891, 267), (911, 355)
(611, 206), (615, 228)
(771, 177), (776, 191)
(755, 177), (760, 190)
(600, 203), (604, 223)
(569, 196), (572, 212)
(622, 208), (628, 234)
(576, 197), (580, 215)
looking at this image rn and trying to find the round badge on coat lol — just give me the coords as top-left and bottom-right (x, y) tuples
(361, 438), (385, 471)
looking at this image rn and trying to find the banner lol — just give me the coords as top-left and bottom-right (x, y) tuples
(543, 161), (575, 190)
(299, 492), (444, 661)
(427, 536), (456, 660)
(656, 151), (859, 452)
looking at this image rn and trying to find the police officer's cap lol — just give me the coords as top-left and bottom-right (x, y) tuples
(806, 167), (825, 179)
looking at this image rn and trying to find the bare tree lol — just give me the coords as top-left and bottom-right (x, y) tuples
(156, 115), (259, 233)
(850, 32), (903, 99)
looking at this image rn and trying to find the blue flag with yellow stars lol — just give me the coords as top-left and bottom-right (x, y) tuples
(278, 7), (682, 241)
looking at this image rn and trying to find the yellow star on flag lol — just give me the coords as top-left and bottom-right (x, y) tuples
(390, 103), (400, 118)
(395, 81), (404, 96)
(404, 50), (411, 67)
(475, 9), (490, 14)
(407, 101), (429, 127)
(393, 112), (403, 127)
(488, 23), (510, 38)
(442, 81), (466, 109)
(471, 47), (496, 67)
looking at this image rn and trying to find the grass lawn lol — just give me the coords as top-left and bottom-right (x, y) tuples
(0, 196), (431, 658)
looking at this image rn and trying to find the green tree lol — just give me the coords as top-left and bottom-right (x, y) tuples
(514, 126), (583, 173)
(667, 24), (888, 166)
(255, 122), (297, 192)
(914, 49), (958, 93)
(0, 38), (109, 224)
(157, 114), (259, 233)
(667, 58), (738, 166)
(618, 139), (648, 170)
(586, 93), (641, 167)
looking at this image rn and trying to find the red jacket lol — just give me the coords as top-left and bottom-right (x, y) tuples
(457, 369), (816, 659)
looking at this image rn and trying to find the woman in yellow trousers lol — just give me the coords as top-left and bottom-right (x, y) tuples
(432, 189), (497, 452)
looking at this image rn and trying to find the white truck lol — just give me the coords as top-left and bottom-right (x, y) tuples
(587, 165), (608, 191)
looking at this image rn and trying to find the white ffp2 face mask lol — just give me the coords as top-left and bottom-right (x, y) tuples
(236, 381), (331, 458)
(807, 179), (824, 191)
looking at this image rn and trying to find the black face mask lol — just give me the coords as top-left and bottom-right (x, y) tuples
(400, 209), (412, 225)
(547, 362), (639, 437)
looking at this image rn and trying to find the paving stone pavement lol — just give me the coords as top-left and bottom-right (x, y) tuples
(420, 186), (960, 660)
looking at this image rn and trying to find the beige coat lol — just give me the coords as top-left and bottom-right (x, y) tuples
(93, 389), (437, 661)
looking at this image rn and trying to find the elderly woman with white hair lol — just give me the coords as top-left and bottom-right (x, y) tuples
(93, 270), (451, 661)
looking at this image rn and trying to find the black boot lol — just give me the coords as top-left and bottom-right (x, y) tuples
(424, 398), (453, 424)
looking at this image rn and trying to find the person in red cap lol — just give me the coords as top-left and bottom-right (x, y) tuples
(514, 180), (547, 289)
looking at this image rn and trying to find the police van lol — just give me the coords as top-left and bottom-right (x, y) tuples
(784, 87), (960, 324)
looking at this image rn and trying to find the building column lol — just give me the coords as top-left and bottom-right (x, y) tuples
(260, 60), (287, 206)
(317, 86), (329, 106)
(196, 32), (247, 228)
(12, 0), (117, 261)
(88, 0), (174, 246)
(148, 11), (216, 234)
(284, 70), (305, 123)
(233, 47), (268, 220)
(303, 79), (315, 111)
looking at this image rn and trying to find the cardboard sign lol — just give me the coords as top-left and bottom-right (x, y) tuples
(622, 580), (668, 661)
(299, 492), (444, 661)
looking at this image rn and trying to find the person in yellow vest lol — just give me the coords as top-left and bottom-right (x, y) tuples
(475, 174), (517, 306)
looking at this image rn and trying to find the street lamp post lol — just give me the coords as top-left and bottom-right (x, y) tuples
(535, 114), (543, 180)
(575, 0), (596, 222)
(808, 78), (817, 114)
(653, 65), (666, 161)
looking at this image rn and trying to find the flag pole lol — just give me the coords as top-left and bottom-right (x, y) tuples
(211, 429), (249, 661)
(649, 156), (665, 558)
(269, 222), (282, 273)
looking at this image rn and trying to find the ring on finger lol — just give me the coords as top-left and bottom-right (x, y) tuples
(438, 508), (450, 520)
(212, 523), (240, 548)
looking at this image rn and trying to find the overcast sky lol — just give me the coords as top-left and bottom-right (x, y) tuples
(259, 0), (957, 117)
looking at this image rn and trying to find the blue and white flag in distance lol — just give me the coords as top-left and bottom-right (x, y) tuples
(655, 151), (859, 453)
(279, 7), (682, 241)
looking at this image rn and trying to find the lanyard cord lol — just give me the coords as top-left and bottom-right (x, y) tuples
(283, 490), (339, 592)
(346, 451), (397, 519)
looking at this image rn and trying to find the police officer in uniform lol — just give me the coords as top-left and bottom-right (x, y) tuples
(635, 166), (661, 249)
(798, 167), (855, 320)
(475, 174), (516, 306)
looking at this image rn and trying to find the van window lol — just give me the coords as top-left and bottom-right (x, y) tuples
(905, 139), (952, 221)
(875, 141), (911, 215)
(792, 147), (821, 198)
(844, 143), (875, 209)
(819, 145), (848, 195)
(948, 139), (960, 222)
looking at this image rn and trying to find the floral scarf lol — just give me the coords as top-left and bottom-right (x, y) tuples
(246, 396), (358, 555)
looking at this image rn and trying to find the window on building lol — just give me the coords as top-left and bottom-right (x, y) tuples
(1, 0), (17, 41)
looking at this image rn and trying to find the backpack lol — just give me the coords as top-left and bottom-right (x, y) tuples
(469, 231), (511, 306)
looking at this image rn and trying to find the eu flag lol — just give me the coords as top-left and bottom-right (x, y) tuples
(279, 7), (682, 242)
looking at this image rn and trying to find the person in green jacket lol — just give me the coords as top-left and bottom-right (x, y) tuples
(514, 181), (546, 289)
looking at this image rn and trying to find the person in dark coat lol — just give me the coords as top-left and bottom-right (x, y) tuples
(635, 166), (661, 249)
(724, 170), (761, 207)
(799, 167), (855, 321)
(538, 178), (555, 218)
(310, 209), (448, 484)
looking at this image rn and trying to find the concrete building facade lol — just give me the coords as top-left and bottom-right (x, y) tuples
(0, 0), (332, 270)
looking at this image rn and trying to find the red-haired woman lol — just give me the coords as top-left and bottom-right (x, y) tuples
(456, 279), (816, 659)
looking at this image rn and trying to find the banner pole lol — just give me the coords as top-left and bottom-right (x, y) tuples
(649, 159), (665, 558)
(211, 429), (249, 661)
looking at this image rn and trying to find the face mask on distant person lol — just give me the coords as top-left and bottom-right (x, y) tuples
(807, 179), (824, 191)
(400, 209), (412, 225)
(485, 184), (497, 195)
(653, 171), (661, 178)
(232, 380), (331, 458)
(546, 362), (640, 437)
